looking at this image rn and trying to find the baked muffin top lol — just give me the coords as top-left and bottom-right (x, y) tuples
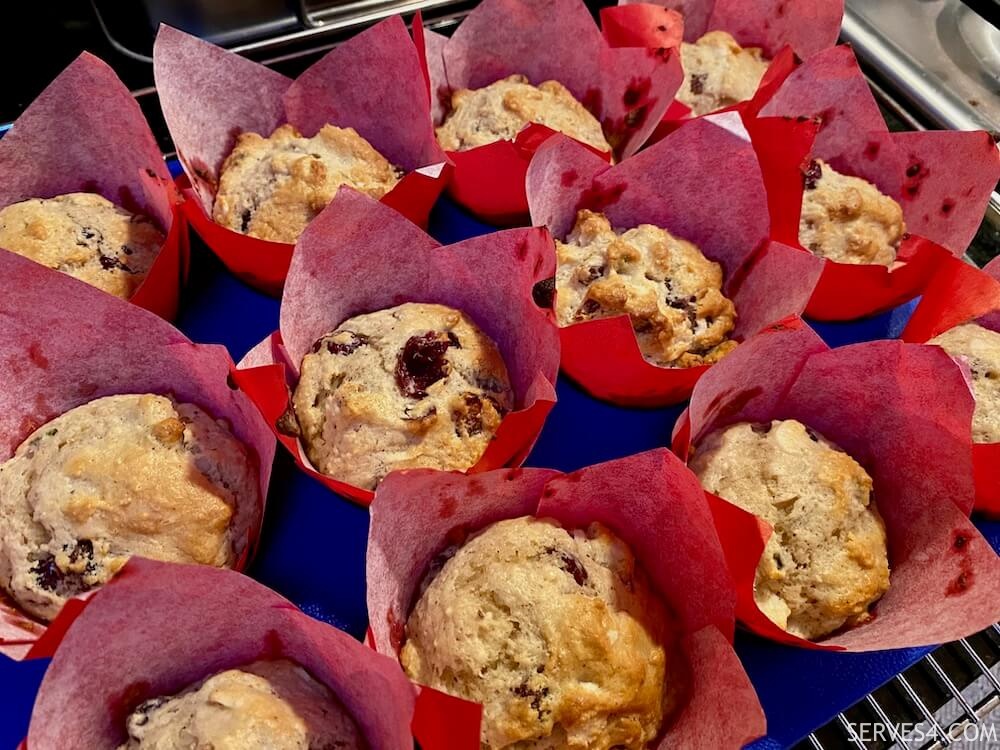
(0, 193), (164, 299)
(676, 31), (769, 116)
(555, 209), (737, 368)
(436, 74), (612, 154)
(930, 322), (1000, 443)
(0, 393), (259, 621)
(690, 420), (890, 640)
(291, 302), (513, 490)
(213, 123), (401, 244)
(118, 659), (367, 750)
(401, 516), (676, 750)
(799, 159), (906, 266)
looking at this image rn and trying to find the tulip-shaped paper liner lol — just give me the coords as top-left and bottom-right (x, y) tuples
(366, 451), (766, 749)
(671, 316), (1000, 650)
(600, 0), (839, 136)
(153, 17), (449, 295)
(746, 45), (1000, 320)
(902, 255), (1000, 516)
(24, 559), (415, 749)
(233, 189), (559, 505)
(0, 252), (274, 660)
(0, 52), (186, 320)
(418, 0), (683, 224)
(526, 116), (818, 406)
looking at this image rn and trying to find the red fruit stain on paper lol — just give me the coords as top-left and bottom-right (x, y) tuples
(27, 342), (48, 370)
(561, 169), (578, 187)
(863, 141), (880, 160)
(575, 182), (627, 213)
(940, 199), (956, 217)
(387, 609), (405, 652)
(582, 88), (603, 117)
(945, 558), (974, 596)
(903, 158), (928, 200)
(438, 494), (457, 519)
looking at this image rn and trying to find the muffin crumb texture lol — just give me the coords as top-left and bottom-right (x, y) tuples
(401, 516), (677, 749)
(799, 159), (906, 266)
(690, 420), (890, 640)
(117, 659), (367, 750)
(213, 123), (401, 244)
(677, 31), (769, 116)
(555, 209), (737, 368)
(436, 74), (612, 154)
(930, 323), (1000, 443)
(293, 302), (513, 490)
(0, 193), (163, 299)
(0, 393), (259, 621)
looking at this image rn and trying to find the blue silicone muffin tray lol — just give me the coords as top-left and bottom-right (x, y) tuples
(1, 183), (998, 749)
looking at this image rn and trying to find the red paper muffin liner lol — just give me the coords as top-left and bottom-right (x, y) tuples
(745, 45), (1000, 319)
(0, 253), (275, 660)
(366, 450), (766, 749)
(233, 188), (560, 505)
(902, 255), (1000, 516)
(526, 116), (815, 406)
(0, 52), (187, 320)
(672, 316), (1000, 650)
(153, 17), (449, 296)
(418, 0), (683, 224)
(601, 0), (840, 137)
(22, 559), (415, 749)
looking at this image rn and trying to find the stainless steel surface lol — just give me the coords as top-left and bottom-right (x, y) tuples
(842, 0), (999, 133)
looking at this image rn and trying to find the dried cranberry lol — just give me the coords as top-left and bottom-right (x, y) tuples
(690, 73), (707, 95)
(546, 547), (588, 585)
(316, 331), (369, 355)
(584, 265), (605, 284)
(751, 422), (773, 435)
(395, 332), (456, 399)
(532, 277), (556, 308)
(99, 255), (133, 273)
(579, 298), (601, 317)
(31, 554), (62, 591)
(240, 209), (252, 232)
(802, 159), (823, 191)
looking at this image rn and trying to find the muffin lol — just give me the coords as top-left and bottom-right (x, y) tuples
(689, 420), (890, 640)
(799, 159), (906, 266)
(213, 123), (401, 244)
(117, 659), (366, 750)
(0, 193), (164, 299)
(930, 322), (1000, 442)
(291, 302), (514, 490)
(554, 209), (737, 367)
(0, 393), (259, 621)
(436, 74), (612, 154)
(401, 516), (677, 749)
(676, 31), (770, 116)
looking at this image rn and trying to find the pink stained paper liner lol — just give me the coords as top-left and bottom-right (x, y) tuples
(745, 112), (955, 320)
(153, 19), (449, 294)
(420, 0), (683, 223)
(526, 119), (816, 406)
(0, 252), (275, 660)
(25, 559), (415, 749)
(758, 45), (1000, 258)
(903, 255), (1000, 516)
(366, 450), (766, 749)
(618, 0), (842, 58)
(672, 316), (1000, 650)
(233, 188), (560, 505)
(0, 52), (187, 320)
(601, 4), (685, 50)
